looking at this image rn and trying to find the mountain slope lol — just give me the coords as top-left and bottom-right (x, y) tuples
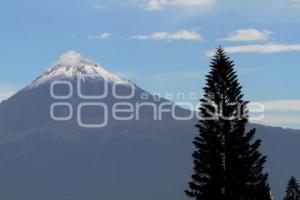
(0, 52), (299, 200)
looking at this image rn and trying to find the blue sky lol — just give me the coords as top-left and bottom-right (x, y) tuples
(0, 0), (300, 128)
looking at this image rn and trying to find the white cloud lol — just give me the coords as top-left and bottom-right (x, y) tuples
(0, 85), (17, 102)
(59, 51), (82, 66)
(250, 100), (300, 129)
(146, 0), (215, 11)
(146, 0), (164, 10)
(253, 113), (300, 129)
(99, 33), (113, 39)
(206, 44), (300, 56)
(224, 29), (272, 42)
(130, 30), (202, 41)
(88, 33), (113, 40)
(260, 100), (300, 112)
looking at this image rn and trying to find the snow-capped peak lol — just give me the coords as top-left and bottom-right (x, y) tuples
(28, 51), (126, 88)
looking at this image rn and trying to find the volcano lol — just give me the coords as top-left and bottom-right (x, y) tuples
(0, 51), (299, 200)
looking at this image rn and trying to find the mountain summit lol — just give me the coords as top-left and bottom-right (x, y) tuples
(0, 52), (299, 200)
(0, 51), (196, 200)
(28, 51), (126, 89)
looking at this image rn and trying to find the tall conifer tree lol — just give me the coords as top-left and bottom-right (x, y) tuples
(284, 176), (300, 200)
(186, 47), (271, 200)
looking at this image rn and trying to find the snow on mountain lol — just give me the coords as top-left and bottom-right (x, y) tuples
(28, 51), (126, 89)
(0, 51), (300, 200)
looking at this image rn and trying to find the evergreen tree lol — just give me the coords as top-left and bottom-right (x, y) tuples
(284, 176), (300, 200)
(185, 47), (271, 200)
